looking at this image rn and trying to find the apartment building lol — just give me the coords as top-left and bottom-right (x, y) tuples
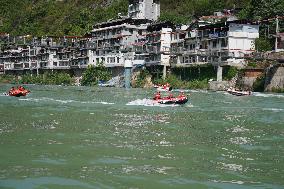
(91, 18), (150, 69)
(0, 36), (94, 74)
(171, 20), (259, 67)
(128, 0), (160, 21)
(88, 0), (161, 77)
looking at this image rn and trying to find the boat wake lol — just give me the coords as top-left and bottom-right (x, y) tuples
(262, 108), (284, 112)
(172, 89), (208, 93)
(253, 92), (284, 98)
(126, 99), (179, 107)
(1, 93), (9, 97)
(18, 97), (115, 105)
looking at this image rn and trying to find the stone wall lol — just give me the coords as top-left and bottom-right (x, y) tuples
(264, 65), (284, 91)
(239, 69), (263, 90)
(209, 81), (231, 91)
(240, 77), (258, 90)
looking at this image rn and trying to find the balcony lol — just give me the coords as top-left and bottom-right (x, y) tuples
(13, 63), (24, 70)
(4, 63), (14, 70)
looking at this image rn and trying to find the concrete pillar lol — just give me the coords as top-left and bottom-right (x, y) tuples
(124, 59), (132, 88)
(162, 65), (167, 80)
(217, 66), (223, 82)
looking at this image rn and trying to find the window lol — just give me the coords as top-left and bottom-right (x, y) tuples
(213, 40), (217, 48)
(129, 29), (133, 34)
(221, 38), (227, 47)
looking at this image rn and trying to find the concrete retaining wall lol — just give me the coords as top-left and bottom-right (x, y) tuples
(209, 81), (231, 91)
(265, 66), (284, 91)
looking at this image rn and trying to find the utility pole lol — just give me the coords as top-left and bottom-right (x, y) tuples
(275, 16), (279, 52)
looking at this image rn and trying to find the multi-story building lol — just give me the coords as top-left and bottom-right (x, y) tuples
(132, 21), (175, 78)
(89, 0), (161, 76)
(171, 20), (259, 67)
(91, 18), (150, 76)
(0, 36), (95, 74)
(128, 0), (160, 21)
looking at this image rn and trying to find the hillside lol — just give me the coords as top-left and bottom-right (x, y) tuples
(0, 0), (283, 36)
(0, 0), (128, 36)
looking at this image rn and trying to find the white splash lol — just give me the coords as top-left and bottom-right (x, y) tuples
(262, 108), (284, 112)
(253, 92), (284, 98)
(19, 97), (114, 105)
(226, 125), (250, 133)
(126, 98), (179, 107)
(218, 162), (243, 172)
(229, 137), (253, 145)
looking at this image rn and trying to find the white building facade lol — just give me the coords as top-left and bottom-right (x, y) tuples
(171, 21), (259, 67)
(128, 0), (160, 21)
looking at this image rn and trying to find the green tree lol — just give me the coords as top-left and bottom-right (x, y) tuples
(81, 62), (111, 86)
(255, 37), (273, 52)
(239, 0), (284, 20)
(81, 65), (97, 86)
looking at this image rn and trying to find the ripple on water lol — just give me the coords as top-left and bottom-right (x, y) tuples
(161, 177), (282, 189)
(32, 120), (59, 130)
(91, 157), (129, 164)
(217, 162), (244, 172)
(240, 144), (271, 151)
(0, 122), (15, 134)
(230, 137), (253, 145)
(262, 108), (284, 112)
(0, 177), (101, 189)
(226, 125), (250, 133)
(32, 158), (66, 165)
(122, 165), (173, 175)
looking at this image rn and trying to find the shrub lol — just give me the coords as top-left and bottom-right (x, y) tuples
(0, 75), (17, 83)
(81, 62), (111, 86)
(252, 75), (265, 92)
(255, 37), (273, 52)
(153, 74), (209, 89)
(20, 72), (73, 85)
(271, 87), (284, 93)
(135, 69), (151, 88)
(223, 66), (238, 80)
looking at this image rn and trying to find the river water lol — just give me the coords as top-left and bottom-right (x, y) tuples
(0, 84), (284, 189)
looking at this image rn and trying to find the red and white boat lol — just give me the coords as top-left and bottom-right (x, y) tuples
(8, 87), (30, 97)
(154, 83), (172, 92)
(153, 96), (188, 105)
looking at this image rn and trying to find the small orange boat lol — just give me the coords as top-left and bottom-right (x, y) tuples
(8, 86), (30, 97)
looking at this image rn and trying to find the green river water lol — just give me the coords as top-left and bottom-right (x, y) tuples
(0, 84), (284, 189)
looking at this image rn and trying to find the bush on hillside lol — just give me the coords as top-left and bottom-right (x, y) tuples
(252, 74), (265, 92)
(81, 62), (111, 86)
(20, 72), (73, 85)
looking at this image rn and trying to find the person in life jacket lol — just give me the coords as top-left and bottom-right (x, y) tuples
(163, 83), (170, 89)
(153, 91), (161, 100)
(8, 87), (15, 95)
(178, 91), (186, 98)
(167, 93), (174, 99)
(18, 86), (25, 91)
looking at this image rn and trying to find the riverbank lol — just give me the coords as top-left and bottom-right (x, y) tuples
(1, 63), (284, 93)
(0, 72), (74, 86)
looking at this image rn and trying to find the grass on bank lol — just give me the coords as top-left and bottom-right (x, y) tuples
(153, 75), (209, 89)
(0, 72), (74, 85)
(0, 74), (17, 83)
(20, 72), (74, 85)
